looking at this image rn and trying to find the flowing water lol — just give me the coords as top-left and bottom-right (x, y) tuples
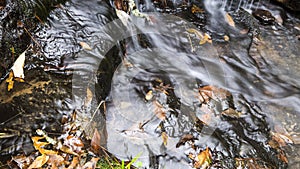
(0, 0), (300, 168)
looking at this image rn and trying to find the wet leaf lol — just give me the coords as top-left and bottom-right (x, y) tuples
(145, 90), (153, 100)
(191, 5), (204, 13)
(161, 131), (168, 146)
(79, 42), (92, 50)
(224, 35), (230, 41)
(81, 157), (99, 169)
(11, 50), (26, 79)
(153, 100), (166, 121)
(270, 132), (294, 147)
(222, 108), (242, 118)
(199, 33), (212, 45)
(28, 154), (49, 169)
(225, 13), (235, 27)
(6, 71), (14, 91)
(91, 129), (101, 152)
(116, 9), (130, 26)
(195, 147), (212, 169)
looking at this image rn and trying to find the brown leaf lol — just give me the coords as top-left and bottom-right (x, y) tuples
(270, 132), (294, 147)
(67, 156), (79, 169)
(225, 13), (235, 27)
(161, 131), (168, 146)
(153, 100), (166, 121)
(81, 157), (99, 169)
(59, 145), (79, 156)
(176, 134), (195, 148)
(91, 129), (101, 152)
(222, 108), (241, 118)
(79, 42), (92, 50)
(12, 154), (33, 168)
(47, 154), (65, 168)
(28, 154), (49, 169)
(278, 150), (288, 163)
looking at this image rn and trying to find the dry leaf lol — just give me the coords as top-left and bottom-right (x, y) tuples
(12, 51), (26, 79)
(84, 87), (93, 107)
(91, 129), (101, 152)
(79, 42), (92, 50)
(176, 134), (195, 148)
(47, 154), (65, 168)
(278, 150), (288, 163)
(225, 13), (235, 27)
(196, 147), (212, 169)
(59, 145), (79, 156)
(145, 90), (153, 100)
(67, 156), (79, 169)
(81, 157), (99, 169)
(28, 154), (49, 169)
(6, 71), (14, 91)
(153, 100), (166, 121)
(161, 131), (168, 146)
(12, 154), (33, 168)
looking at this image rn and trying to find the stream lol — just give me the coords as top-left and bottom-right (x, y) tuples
(0, 0), (300, 168)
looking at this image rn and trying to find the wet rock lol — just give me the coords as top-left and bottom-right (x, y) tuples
(252, 9), (276, 25)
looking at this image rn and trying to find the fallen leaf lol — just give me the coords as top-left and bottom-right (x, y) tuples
(47, 154), (65, 168)
(222, 108), (241, 118)
(199, 33), (212, 45)
(6, 71), (14, 91)
(81, 157), (99, 169)
(278, 150), (288, 163)
(196, 147), (212, 169)
(145, 90), (153, 100)
(91, 129), (101, 152)
(11, 51), (26, 79)
(153, 100), (166, 121)
(225, 13), (235, 27)
(67, 156), (79, 169)
(191, 5), (204, 13)
(12, 154), (33, 168)
(59, 144), (79, 156)
(79, 42), (92, 50)
(176, 134), (195, 148)
(84, 87), (93, 107)
(161, 131), (168, 146)
(28, 154), (49, 169)
(224, 35), (230, 41)
(270, 132), (294, 147)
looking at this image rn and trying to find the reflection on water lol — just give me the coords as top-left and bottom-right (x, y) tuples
(0, 0), (299, 168)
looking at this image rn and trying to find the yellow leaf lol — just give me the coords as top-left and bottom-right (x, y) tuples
(79, 42), (92, 50)
(6, 71), (14, 91)
(224, 35), (230, 41)
(28, 154), (49, 169)
(12, 51), (26, 79)
(199, 33), (212, 45)
(225, 13), (235, 27)
(145, 90), (153, 100)
(161, 132), (168, 146)
(84, 87), (93, 107)
(196, 147), (212, 168)
(191, 5), (204, 13)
